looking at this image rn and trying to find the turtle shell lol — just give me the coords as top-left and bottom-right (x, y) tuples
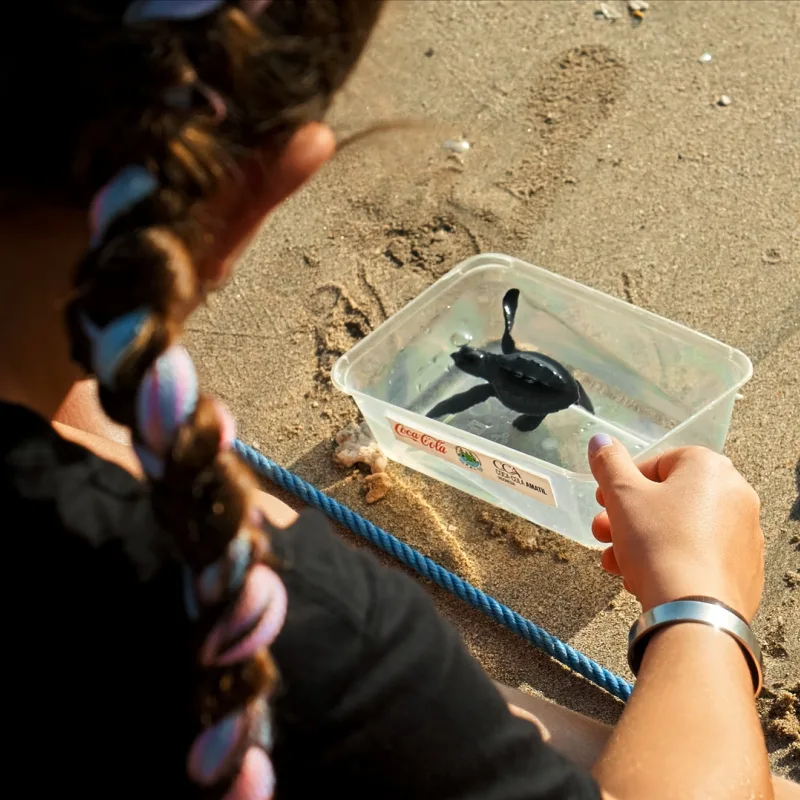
(491, 351), (579, 416)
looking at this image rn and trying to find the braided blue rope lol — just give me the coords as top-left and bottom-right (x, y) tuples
(234, 440), (633, 702)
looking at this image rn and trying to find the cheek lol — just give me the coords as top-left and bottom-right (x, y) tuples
(199, 233), (256, 292)
(193, 189), (265, 287)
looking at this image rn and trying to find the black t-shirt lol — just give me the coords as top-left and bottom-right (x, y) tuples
(2, 401), (600, 799)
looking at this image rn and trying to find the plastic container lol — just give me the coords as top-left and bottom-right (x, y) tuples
(332, 254), (752, 547)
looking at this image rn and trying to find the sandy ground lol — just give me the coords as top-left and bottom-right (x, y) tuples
(187, 0), (799, 778)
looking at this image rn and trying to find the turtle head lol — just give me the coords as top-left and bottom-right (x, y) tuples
(451, 346), (487, 378)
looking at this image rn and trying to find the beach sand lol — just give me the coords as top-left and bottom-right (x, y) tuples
(187, 0), (799, 777)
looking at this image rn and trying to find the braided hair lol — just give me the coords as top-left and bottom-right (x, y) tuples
(1, 1), (383, 797)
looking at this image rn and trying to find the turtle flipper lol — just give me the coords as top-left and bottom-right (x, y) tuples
(427, 383), (496, 419)
(501, 288), (520, 354)
(575, 379), (594, 414)
(512, 414), (546, 432)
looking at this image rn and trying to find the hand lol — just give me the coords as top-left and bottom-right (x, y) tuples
(588, 436), (764, 621)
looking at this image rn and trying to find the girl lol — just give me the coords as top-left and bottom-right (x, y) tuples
(2, 2), (788, 799)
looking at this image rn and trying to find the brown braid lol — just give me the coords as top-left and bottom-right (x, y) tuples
(1, 1), (385, 795)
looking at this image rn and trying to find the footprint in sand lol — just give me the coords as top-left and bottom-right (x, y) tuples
(340, 45), (628, 284)
(345, 201), (482, 320)
(449, 44), (627, 237)
(309, 283), (374, 381)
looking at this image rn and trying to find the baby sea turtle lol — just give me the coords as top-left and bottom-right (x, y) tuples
(427, 288), (594, 432)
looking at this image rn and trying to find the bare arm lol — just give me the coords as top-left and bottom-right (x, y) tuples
(593, 624), (772, 799)
(588, 439), (775, 800)
(502, 685), (796, 800)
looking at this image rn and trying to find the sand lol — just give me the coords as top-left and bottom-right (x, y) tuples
(186, 0), (799, 778)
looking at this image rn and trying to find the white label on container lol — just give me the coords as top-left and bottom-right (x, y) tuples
(387, 418), (557, 508)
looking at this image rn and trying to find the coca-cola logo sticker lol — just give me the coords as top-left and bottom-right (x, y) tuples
(393, 423), (448, 454)
(388, 417), (556, 507)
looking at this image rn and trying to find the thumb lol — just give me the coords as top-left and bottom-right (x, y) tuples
(588, 434), (644, 494)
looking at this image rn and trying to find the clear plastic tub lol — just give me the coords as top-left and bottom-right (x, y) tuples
(331, 254), (752, 547)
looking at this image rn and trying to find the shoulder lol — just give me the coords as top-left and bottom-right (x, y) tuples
(3, 404), (193, 795)
(2, 399), (188, 653)
(270, 508), (411, 715)
(271, 510), (601, 799)
(272, 507), (440, 664)
(4, 404), (179, 584)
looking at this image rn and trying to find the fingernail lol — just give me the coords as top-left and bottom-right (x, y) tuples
(588, 433), (613, 457)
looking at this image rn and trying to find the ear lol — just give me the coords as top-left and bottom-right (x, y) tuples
(196, 122), (336, 284)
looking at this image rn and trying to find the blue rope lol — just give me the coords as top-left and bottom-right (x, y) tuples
(234, 439), (633, 702)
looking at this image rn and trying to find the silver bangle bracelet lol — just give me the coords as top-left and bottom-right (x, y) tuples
(627, 599), (763, 696)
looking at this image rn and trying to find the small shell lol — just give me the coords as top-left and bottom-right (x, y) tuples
(595, 3), (621, 21)
(333, 421), (388, 473)
(442, 138), (471, 154)
(364, 472), (392, 504)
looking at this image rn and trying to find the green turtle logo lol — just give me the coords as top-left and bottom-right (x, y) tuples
(456, 447), (482, 471)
